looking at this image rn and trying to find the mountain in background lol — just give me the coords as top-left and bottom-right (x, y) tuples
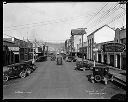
(46, 42), (65, 51)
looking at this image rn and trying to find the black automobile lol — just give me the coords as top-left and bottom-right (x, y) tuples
(75, 60), (93, 71)
(36, 56), (47, 62)
(66, 56), (74, 62)
(3, 63), (30, 83)
(24, 61), (37, 72)
(88, 66), (113, 85)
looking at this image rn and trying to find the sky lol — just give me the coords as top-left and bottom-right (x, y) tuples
(3, 2), (126, 43)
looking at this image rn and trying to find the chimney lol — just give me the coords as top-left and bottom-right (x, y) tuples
(121, 26), (125, 30)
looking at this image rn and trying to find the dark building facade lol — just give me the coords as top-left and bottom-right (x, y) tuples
(3, 38), (33, 66)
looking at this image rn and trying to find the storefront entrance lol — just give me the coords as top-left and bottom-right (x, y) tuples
(104, 54), (107, 64)
(117, 54), (120, 68)
(15, 54), (19, 63)
(98, 54), (101, 63)
(122, 56), (126, 70)
(110, 55), (114, 67)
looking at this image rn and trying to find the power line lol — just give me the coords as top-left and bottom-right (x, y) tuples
(94, 2), (119, 26)
(87, 2), (119, 28)
(5, 13), (90, 31)
(83, 2), (109, 27)
(4, 14), (90, 31)
(86, 2), (121, 32)
(107, 11), (125, 25)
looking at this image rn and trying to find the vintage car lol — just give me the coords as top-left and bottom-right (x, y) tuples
(24, 60), (37, 71)
(66, 56), (76, 62)
(36, 56), (47, 62)
(56, 56), (63, 65)
(3, 63), (30, 83)
(88, 66), (113, 85)
(75, 60), (93, 71)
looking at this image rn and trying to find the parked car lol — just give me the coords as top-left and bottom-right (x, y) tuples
(36, 56), (47, 62)
(24, 61), (37, 71)
(3, 63), (29, 83)
(75, 60), (93, 70)
(66, 56), (73, 62)
(88, 66), (113, 85)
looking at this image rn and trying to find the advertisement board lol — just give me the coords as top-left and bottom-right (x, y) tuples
(101, 42), (125, 52)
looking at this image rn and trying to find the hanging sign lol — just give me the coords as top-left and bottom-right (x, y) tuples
(101, 42), (125, 52)
(8, 47), (19, 51)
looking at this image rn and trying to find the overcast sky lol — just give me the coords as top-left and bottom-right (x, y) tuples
(3, 2), (126, 43)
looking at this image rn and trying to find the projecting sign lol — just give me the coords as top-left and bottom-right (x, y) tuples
(101, 42), (125, 52)
(8, 47), (19, 51)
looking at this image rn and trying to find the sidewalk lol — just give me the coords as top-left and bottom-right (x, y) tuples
(76, 58), (126, 87)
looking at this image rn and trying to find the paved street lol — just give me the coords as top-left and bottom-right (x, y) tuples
(3, 58), (126, 99)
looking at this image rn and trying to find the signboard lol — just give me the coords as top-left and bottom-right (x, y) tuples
(71, 29), (86, 35)
(13, 52), (19, 54)
(8, 47), (19, 51)
(102, 42), (125, 52)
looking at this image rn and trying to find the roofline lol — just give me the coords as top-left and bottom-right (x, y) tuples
(87, 24), (115, 38)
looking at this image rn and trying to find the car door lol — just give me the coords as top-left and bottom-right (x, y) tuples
(13, 66), (20, 77)
(7, 66), (13, 77)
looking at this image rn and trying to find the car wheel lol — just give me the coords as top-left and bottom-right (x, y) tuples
(94, 75), (101, 82)
(19, 71), (26, 78)
(27, 70), (31, 75)
(3, 75), (8, 82)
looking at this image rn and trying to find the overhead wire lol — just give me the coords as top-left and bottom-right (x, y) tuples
(87, 2), (119, 28)
(4, 14), (91, 31)
(82, 2), (109, 27)
(94, 2), (120, 26)
(86, 2), (124, 34)
(107, 11), (125, 25)
(4, 14), (90, 31)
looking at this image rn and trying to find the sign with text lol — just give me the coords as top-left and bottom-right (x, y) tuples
(102, 42), (125, 52)
(8, 47), (19, 51)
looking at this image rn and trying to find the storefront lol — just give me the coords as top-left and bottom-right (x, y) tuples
(101, 42), (125, 69)
(8, 47), (20, 63)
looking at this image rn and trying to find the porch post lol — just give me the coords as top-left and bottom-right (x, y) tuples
(120, 52), (122, 70)
(115, 53), (117, 68)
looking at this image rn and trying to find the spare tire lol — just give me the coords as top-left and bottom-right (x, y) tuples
(3, 75), (8, 82)
(94, 75), (101, 82)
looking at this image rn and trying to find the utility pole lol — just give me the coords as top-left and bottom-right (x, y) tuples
(32, 40), (35, 64)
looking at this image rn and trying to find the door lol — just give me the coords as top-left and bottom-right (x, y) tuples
(98, 54), (101, 63)
(122, 56), (126, 70)
(15, 54), (19, 63)
(104, 54), (107, 64)
(110, 55), (114, 67)
(117, 54), (120, 68)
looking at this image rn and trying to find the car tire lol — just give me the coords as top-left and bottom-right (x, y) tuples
(27, 70), (31, 75)
(3, 75), (8, 82)
(19, 71), (26, 78)
(94, 75), (101, 82)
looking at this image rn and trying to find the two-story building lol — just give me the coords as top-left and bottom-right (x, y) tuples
(87, 25), (126, 70)
(87, 25), (115, 61)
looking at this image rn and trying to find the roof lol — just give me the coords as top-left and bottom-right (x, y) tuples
(71, 29), (86, 35)
(3, 38), (14, 43)
(87, 25), (115, 37)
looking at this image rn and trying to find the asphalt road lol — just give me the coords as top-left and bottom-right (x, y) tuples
(3, 57), (126, 99)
